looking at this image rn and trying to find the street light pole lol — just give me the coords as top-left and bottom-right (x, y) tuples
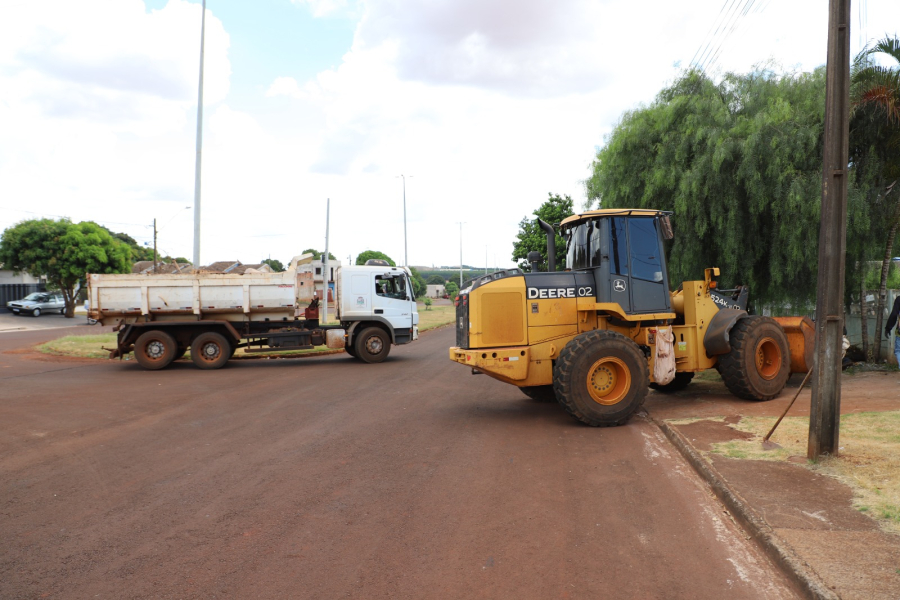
(192, 0), (207, 271)
(398, 175), (412, 267)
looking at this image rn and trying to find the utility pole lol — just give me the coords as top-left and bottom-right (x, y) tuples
(323, 198), (330, 326)
(809, 0), (851, 460)
(192, 0), (207, 271)
(153, 218), (158, 273)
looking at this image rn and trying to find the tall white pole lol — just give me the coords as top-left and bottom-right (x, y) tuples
(192, 0), (206, 271)
(323, 198), (330, 326)
(399, 174), (412, 267)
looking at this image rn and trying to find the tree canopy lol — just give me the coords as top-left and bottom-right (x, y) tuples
(0, 218), (132, 316)
(511, 193), (573, 272)
(262, 258), (285, 272)
(426, 274), (446, 285)
(301, 248), (336, 261)
(408, 267), (426, 298)
(356, 250), (395, 266)
(445, 280), (459, 298)
(585, 67), (879, 309)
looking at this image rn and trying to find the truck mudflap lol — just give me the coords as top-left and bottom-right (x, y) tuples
(449, 346), (530, 380)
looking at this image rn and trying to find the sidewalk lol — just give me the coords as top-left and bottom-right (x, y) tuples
(645, 373), (900, 600)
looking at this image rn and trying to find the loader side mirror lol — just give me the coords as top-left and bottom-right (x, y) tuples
(659, 215), (674, 240)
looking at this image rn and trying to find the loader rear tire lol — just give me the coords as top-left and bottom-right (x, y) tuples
(521, 385), (557, 403)
(649, 372), (694, 393)
(717, 316), (790, 401)
(553, 330), (648, 427)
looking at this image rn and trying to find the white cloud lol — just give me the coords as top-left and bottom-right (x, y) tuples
(1, 0), (898, 269)
(0, 0), (230, 260)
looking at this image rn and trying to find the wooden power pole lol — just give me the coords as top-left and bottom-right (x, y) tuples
(809, 0), (851, 460)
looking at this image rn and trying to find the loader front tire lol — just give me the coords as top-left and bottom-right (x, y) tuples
(717, 316), (790, 401)
(553, 330), (648, 427)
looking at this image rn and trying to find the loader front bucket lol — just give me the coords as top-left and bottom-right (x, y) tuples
(772, 316), (815, 373)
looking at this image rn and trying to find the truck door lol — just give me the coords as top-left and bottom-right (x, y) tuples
(373, 273), (414, 335)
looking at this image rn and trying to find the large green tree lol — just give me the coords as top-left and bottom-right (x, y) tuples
(586, 67), (879, 309)
(511, 193), (573, 272)
(0, 219), (132, 317)
(355, 250), (395, 266)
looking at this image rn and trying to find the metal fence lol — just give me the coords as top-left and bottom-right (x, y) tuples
(0, 283), (45, 311)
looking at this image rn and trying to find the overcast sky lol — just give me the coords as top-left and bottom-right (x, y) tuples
(1, 0), (898, 270)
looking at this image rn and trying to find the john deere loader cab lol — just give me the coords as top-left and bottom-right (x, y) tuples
(561, 210), (672, 314)
(449, 208), (813, 428)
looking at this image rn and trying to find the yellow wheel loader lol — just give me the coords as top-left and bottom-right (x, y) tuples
(448, 209), (813, 427)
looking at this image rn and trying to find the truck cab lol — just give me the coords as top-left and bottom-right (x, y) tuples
(337, 265), (419, 359)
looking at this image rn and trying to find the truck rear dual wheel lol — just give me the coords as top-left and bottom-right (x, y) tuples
(354, 327), (390, 363)
(134, 330), (178, 370)
(716, 316), (790, 401)
(553, 330), (649, 427)
(191, 332), (232, 370)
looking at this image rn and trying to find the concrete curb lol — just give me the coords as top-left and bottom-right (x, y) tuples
(651, 417), (840, 600)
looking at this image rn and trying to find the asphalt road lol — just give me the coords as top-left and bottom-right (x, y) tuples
(0, 325), (801, 599)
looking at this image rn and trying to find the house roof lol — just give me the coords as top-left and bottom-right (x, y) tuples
(229, 263), (273, 275)
(201, 261), (241, 273)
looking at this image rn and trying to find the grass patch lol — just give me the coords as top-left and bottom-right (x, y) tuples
(38, 333), (118, 359)
(707, 411), (900, 534)
(417, 304), (455, 331)
(695, 369), (723, 382)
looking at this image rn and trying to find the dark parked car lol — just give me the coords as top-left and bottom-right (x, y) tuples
(7, 292), (65, 317)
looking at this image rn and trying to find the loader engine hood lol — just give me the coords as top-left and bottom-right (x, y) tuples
(455, 269), (593, 350)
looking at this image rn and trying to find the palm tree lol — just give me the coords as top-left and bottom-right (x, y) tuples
(852, 35), (900, 361)
(854, 36), (900, 123)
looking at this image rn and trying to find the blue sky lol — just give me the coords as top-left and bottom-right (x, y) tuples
(1, 0), (898, 269)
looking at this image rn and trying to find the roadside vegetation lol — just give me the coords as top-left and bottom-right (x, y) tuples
(707, 412), (900, 535)
(37, 305), (455, 361)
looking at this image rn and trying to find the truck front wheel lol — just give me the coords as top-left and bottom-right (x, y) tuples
(553, 330), (649, 427)
(134, 330), (178, 370)
(355, 327), (390, 363)
(191, 332), (232, 370)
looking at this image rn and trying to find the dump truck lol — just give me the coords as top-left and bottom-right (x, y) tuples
(89, 255), (419, 370)
(449, 209), (813, 427)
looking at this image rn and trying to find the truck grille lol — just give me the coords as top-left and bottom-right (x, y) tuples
(455, 293), (469, 348)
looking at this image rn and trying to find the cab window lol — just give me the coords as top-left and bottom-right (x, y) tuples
(376, 275), (409, 300)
